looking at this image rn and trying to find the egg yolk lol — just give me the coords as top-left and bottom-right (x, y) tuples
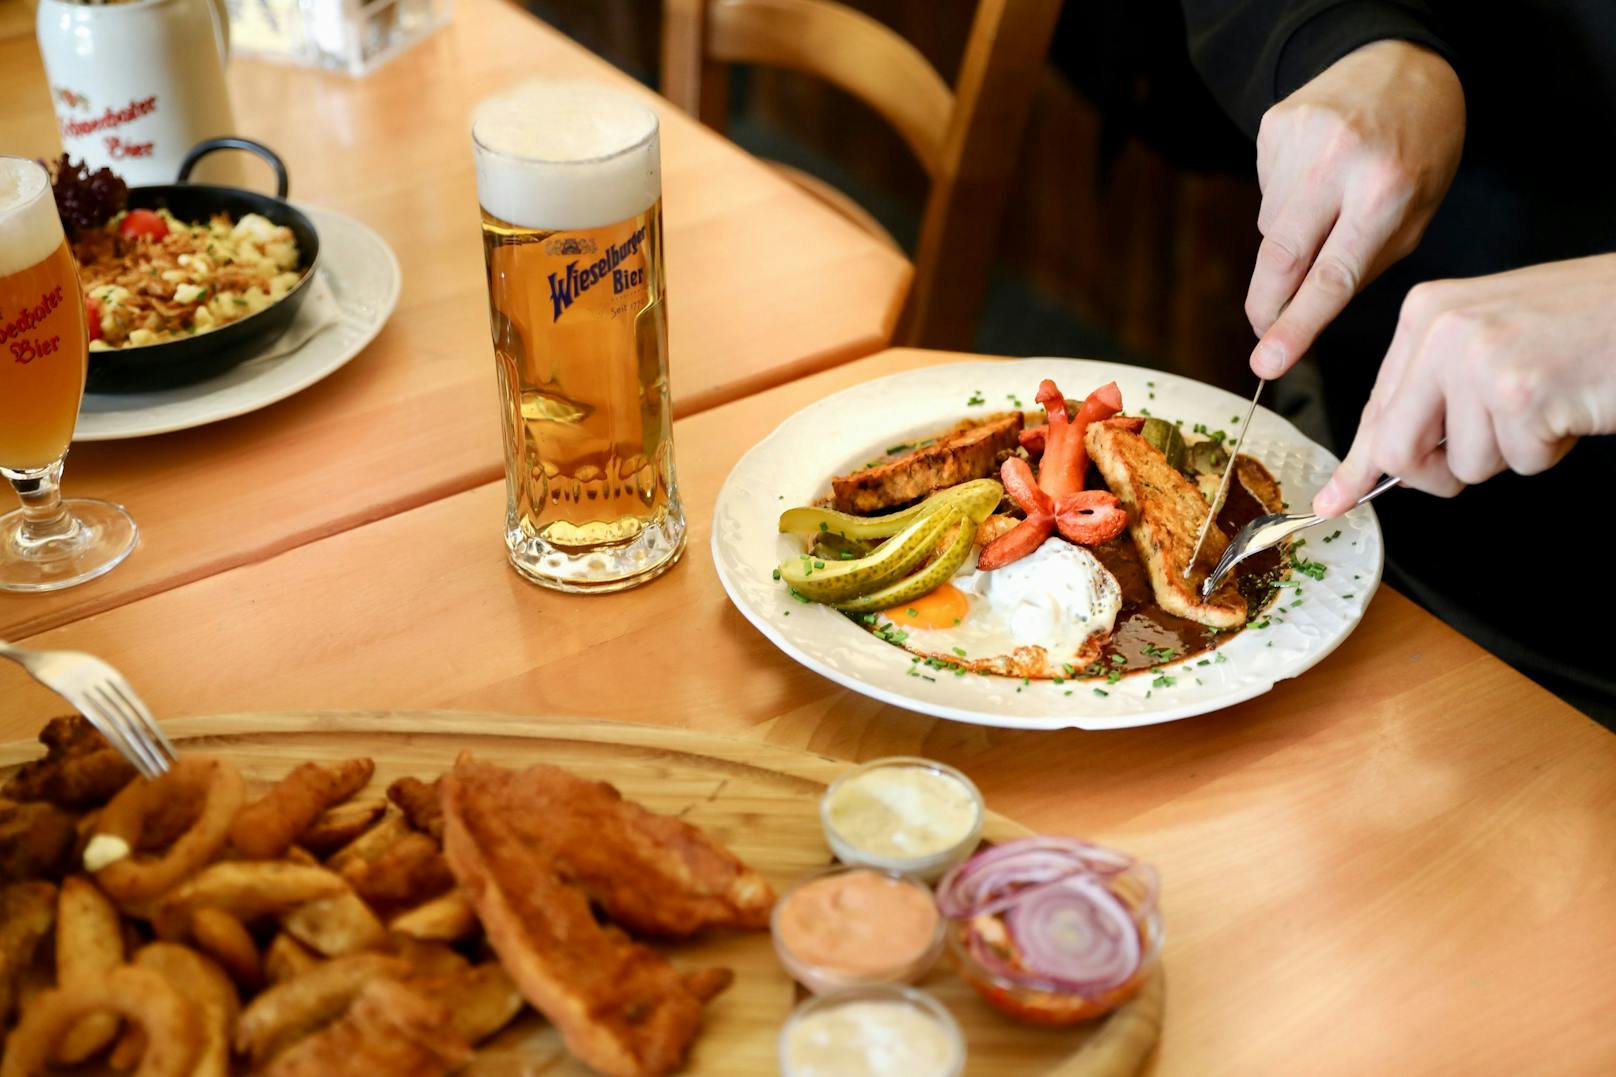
(884, 583), (969, 629)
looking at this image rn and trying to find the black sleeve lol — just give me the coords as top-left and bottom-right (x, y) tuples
(1179, 1), (1456, 137)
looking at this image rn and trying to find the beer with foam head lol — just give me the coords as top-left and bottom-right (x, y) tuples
(0, 156), (87, 470)
(473, 81), (685, 592)
(0, 155), (136, 594)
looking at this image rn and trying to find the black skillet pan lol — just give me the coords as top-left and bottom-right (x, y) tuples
(84, 138), (321, 393)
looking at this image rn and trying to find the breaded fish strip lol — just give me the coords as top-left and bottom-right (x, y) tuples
(442, 756), (732, 1077)
(1085, 417), (1247, 628)
(453, 758), (773, 937)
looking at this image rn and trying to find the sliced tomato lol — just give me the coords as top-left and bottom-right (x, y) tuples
(118, 208), (169, 242)
(1054, 489), (1128, 546)
(84, 295), (102, 342)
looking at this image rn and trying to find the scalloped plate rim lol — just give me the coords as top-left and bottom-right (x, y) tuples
(711, 358), (1384, 731)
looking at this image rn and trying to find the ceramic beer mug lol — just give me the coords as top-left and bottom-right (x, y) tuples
(35, 0), (242, 185)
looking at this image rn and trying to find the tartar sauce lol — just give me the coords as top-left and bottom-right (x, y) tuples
(774, 869), (938, 978)
(782, 999), (960, 1077)
(826, 764), (978, 861)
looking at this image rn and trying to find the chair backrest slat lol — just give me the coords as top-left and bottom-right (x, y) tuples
(663, 0), (1062, 347)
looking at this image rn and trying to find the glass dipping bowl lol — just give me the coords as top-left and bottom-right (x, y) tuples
(779, 983), (965, 1077)
(947, 853), (1163, 1026)
(820, 756), (984, 882)
(771, 866), (945, 995)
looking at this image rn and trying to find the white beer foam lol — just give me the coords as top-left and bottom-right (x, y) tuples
(0, 157), (64, 278)
(473, 81), (661, 232)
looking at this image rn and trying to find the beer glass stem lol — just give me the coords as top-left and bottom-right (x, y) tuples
(1, 460), (77, 547)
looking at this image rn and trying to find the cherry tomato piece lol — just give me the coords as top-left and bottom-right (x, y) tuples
(119, 208), (169, 242)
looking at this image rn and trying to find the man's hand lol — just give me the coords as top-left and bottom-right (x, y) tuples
(1315, 254), (1616, 516)
(1248, 40), (1465, 378)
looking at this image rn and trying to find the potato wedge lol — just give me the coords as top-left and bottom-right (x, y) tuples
(152, 861), (346, 938)
(264, 932), (322, 984)
(0, 881), (56, 1023)
(234, 951), (411, 1066)
(131, 942), (239, 1077)
(340, 831), (453, 909)
(324, 813), (410, 874)
(189, 907), (261, 987)
(279, 888), (387, 956)
(53, 876), (124, 1064)
(388, 890), (477, 942)
(407, 962), (524, 1045)
(259, 977), (471, 1077)
(388, 936), (469, 978)
(299, 801), (386, 857)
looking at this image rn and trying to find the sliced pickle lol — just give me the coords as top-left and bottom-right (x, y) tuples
(1140, 418), (1187, 470)
(833, 511), (978, 615)
(779, 506), (957, 604)
(778, 479), (1003, 539)
(1187, 438), (1228, 476)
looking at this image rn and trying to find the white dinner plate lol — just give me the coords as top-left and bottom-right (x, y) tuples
(712, 359), (1384, 731)
(72, 205), (401, 441)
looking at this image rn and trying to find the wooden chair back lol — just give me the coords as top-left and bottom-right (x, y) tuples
(662, 0), (1062, 348)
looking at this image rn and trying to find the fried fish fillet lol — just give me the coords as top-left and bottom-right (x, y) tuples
(1, 716), (136, 810)
(386, 776), (444, 842)
(1086, 417), (1247, 628)
(831, 412), (1024, 513)
(261, 977), (471, 1077)
(456, 757), (773, 937)
(442, 757), (734, 1077)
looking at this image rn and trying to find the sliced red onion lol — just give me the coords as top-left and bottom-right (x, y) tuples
(1005, 875), (1141, 993)
(936, 836), (1154, 995)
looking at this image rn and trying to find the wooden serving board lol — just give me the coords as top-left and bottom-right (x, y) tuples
(0, 711), (1164, 1076)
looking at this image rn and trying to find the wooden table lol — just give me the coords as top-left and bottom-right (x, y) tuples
(0, 0), (909, 639)
(3, 347), (1611, 1075)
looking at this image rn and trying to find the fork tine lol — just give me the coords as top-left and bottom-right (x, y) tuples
(87, 683), (166, 779)
(70, 688), (160, 780)
(108, 676), (176, 769)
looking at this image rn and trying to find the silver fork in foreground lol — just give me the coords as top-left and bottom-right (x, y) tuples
(0, 641), (175, 778)
(1201, 473), (1402, 598)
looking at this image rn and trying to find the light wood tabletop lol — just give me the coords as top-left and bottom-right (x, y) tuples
(3, 347), (1611, 1075)
(0, 0), (909, 639)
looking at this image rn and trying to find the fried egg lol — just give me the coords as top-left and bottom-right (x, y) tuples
(873, 536), (1122, 679)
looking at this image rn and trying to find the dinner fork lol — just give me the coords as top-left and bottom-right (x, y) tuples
(1201, 473), (1402, 598)
(0, 641), (175, 778)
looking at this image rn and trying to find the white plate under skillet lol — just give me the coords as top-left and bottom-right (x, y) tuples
(712, 359), (1385, 731)
(72, 205), (401, 441)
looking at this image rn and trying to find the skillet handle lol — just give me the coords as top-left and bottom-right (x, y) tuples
(176, 138), (290, 199)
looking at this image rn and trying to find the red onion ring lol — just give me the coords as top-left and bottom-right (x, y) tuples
(936, 836), (1156, 995)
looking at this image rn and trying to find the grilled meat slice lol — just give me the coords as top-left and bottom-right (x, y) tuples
(1085, 418), (1247, 628)
(831, 412), (1023, 514)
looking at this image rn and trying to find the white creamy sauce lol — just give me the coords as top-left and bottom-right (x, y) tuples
(826, 767), (977, 860)
(783, 1000), (958, 1077)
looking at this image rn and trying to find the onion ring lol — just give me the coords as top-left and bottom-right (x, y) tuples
(0, 966), (200, 1077)
(91, 756), (246, 903)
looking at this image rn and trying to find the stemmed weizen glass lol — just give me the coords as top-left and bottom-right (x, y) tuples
(0, 156), (136, 592)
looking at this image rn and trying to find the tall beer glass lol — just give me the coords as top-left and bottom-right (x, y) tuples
(0, 156), (137, 592)
(472, 82), (685, 593)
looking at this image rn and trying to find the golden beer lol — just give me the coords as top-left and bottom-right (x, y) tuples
(1, 156), (136, 593)
(0, 172), (86, 470)
(473, 82), (684, 592)
(0, 238), (88, 469)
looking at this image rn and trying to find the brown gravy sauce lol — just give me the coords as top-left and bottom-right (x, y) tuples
(1086, 475), (1284, 677)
